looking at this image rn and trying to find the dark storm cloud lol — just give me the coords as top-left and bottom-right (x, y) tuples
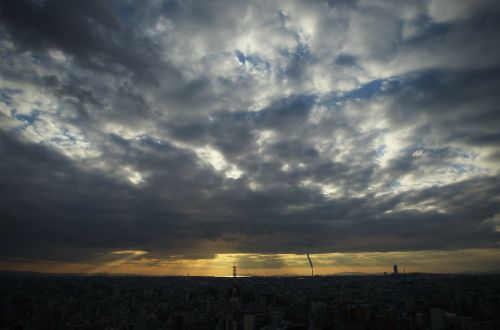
(1, 0), (500, 267)
(1, 124), (499, 262)
(0, 0), (165, 81)
(0, 130), (223, 261)
(224, 176), (500, 254)
(237, 255), (285, 270)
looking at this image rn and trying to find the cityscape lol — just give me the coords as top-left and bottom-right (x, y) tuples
(1, 266), (499, 330)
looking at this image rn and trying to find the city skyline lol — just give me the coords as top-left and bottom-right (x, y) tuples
(1, 0), (500, 276)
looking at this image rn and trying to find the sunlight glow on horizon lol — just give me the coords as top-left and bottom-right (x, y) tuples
(1, 249), (499, 276)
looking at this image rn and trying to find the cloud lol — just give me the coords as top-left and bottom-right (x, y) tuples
(237, 255), (285, 270)
(0, 0), (499, 271)
(0, 0), (171, 82)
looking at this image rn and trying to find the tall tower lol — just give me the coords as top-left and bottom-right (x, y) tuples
(230, 262), (239, 304)
(393, 265), (399, 275)
(307, 254), (314, 277)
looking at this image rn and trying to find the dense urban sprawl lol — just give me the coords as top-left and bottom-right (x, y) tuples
(1, 273), (499, 329)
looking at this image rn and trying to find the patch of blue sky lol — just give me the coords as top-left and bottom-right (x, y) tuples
(344, 79), (383, 100)
(61, 128), (77, 143)
(448, 162), (487, 176)
(239, 94), (315, 128)
(30, 51), (49, 65)
(373, 145), (386, 161)
(50, 136), (74, 145)
(449, 162), (467, 174)
(8, 107), (40, 132)
(326, 79), (384, 104)
(272, 44), (312, 83)
(14, 110), (40, 125)
(235, 51), (246, 65)
(47, 128), (93, 156)
(276, 41), (311, 65)
(417, 147), (475, 160)
(292, 42), (310, 61)
(404, 15), (450, 42)
(235, 51), (271, 71)
(321, 77), (405, 108)
(389, 180), (402, 191)
(0, 88), (22, 107)
(136, 134), (167, 146)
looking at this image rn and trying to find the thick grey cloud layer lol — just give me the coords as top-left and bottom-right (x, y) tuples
(1, 0), (500, 265)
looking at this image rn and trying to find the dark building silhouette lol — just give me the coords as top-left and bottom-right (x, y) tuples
(1, 273), (499, 329)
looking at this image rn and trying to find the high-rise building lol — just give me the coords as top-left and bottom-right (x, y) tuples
(393, 265), (399, 275)
(430, 308), (445, 330)
(172, 315), (183, 330)
(244, 314), (256, 330)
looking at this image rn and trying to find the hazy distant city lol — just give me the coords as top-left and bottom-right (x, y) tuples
(1, 270), (499, 330)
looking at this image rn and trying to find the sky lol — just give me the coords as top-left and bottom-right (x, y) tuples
(1, 0), (500, 276)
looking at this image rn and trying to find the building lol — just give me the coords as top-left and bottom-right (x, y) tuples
(244, 314), (256, 330)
